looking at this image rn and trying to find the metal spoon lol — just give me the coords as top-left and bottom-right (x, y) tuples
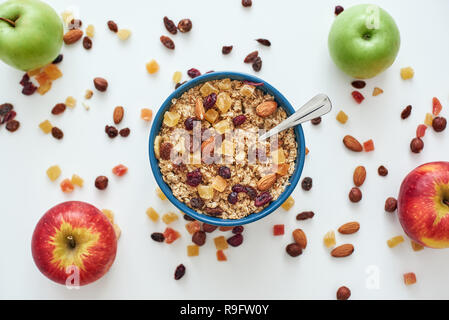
(258, 93), (332, 141)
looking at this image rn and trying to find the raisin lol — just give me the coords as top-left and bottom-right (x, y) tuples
(254, 192), (272, 207)
(5, 120), (19, 132)
(160, 142), (173, 160)
(51, 127), (64, 140)
(174, 264), (186, 280)
(203, 93), (217, 109)
(22, 82), (37, 95)
(232, 114), (247, 126)
(105, 125), (118, 138)
(227, 192), (238, 204)
(160, 35), (175, 49)
(410, 137), (424, 153)
(245, 186), (257, 199)
(204, 207), (222, 216)
(385, 197), (398, 212)
(286, 243), (303, 257)
(432, 116), (447, 132)
(51, 103), (66, 115)
(227, 234), (243, 247)
(222, 45), (233, 54)
(232, 226), (244, 234)
(256, 38), (271, 46)
(252, 56), (262, 72)
(401, 105), (412, 119)
(378, 165), (388, 176)
(242, 0), (252, 7)
(107, 20), (118, 32)
(301, 177), (313, 191)
(184, 117), (196, 130)
(334, 5), (344, 15)
(119, 127), (130, 137)
(244, 51), (258, 63)
(94, 176), (108, 190)
(192, 231), (206, 246)
(186, 169), (202, 187)
(2, 110), (16, 124)
(232, 184), (246, 193)
(163, 16), (177, 34)
(187, 68), (201, 78)
(82, 36), (92, 50)
(190, 197), (205, 209)
(351, 80), (366, 89)
(0, 103), (13, 116)
(175, 81), (187, 89)
(52, 54), (63, 64)
(311, 117), (322, 125)
(218, 166), (231, 179)
(183, 214), (195, 221)
(151, 232), (165, 242)
(203, 223), (218, 233)
(296, 211), (314, 220)
(177, 19), (192, 33)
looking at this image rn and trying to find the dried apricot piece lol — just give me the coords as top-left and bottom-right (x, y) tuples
(400, 67), (414, 80)
(146, 59), (159, 74)
(172, 71), (182, 84)
(216, 92), (232, 113)
(163, 227), (181, 244)
(112, 164), (128, 176)
(432, 97), (442, 116)
(37, 81), (52, 95)
(216, 250), (227, 261)
(46, 165), (61, 181)
(372, 87), (384, 96)
(43, 64), (63, 80)
(336, 110), (348, 124)
(214, 236), (228, 250)
(162, 212), (178, 224)
(211, 176), (227, 192)
(363, 139), (375, 152)
(187, 245), (199, 257)
(39, 120), (53, 134)
(101, 209), (114, 223)
(403, 272), (417, 285)
(71, 174), (84, 187)
(411, 240), (424, 252)
(156, 187), (167, 200)
(117, 29), (131, 40)
(273, 224), (284, 236)
(205, 109), (219, 123)
(323, 230), (336, 248)
(198, 185), (214, 199)
(281, 196), (294, 210)
(146, 207), (159, 222)
(60, 179), (74, 193)
(163, 111), (180, 127)
(141, 108), (153, 121)
(424, 113), (434, 126)
(35, 72), (50, 86)
(387, 235), (404, 248)
(185, 221), (202, 234)
(65, 96), (77, 108)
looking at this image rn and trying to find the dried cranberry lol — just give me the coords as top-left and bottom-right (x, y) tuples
(184, 117), (196, 130)
(232, 114), (247, 127)
(187, 68), (201, 78)
(232, 226), (244, 234)
(222, 45), (233, 54)
(174, 264), (186, 280)
(203, 93), (217, 109)
(334, 5), (344, 15)
(190, 197), (204, 209)
(0, 103), (13, 116)
(192, 231), (206, 246)
(254, 192), (272, 207)
(202, 223), (218, 233)
(19, 73), (30, 86)
(52, 54), (63, 64)
(256, 38), (271, 46)
(22, 82), (37, 95)
(186, 169), (202, 187)
(227, 234), (243, 247)
(151, 232), (165, 242)
(5, 120), (19, 132)
(351, 80), (366, 89)
(252, 56), (262, 72)
(245, 186), (257, 199)
(218, 166), (231, 179)
(227, 192), (238, 204)
(232, 184), (246, 193)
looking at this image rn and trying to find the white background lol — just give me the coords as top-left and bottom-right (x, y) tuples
(1, 0), (449, 300)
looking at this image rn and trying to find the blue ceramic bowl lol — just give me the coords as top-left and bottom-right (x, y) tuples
(149, 71), (306, 226)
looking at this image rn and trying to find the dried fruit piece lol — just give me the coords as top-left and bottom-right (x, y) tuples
(410, 137), (424, 153)
(334, 5), (344, 15)
(242, 0), (252, 7)
(281, 196), (294, 210)
(39, 120), (53, 134)
(432, 97), (443, 116)
(211, 175), (227, 192)
(200, 82), (218, 97)
(256, 38), (271, 46)
(163, 111), (180, 127)
(331, 244), (354, 257)
(351, 80), (365, 89)
(301, 177), (313, 191)
(198, 185), (214, 200)
(244, 51), (258, 63)
(102, 209), (114, 223)
(378, 165), (388, 176)
(185, 221), (202, 235)
(146, 59), (159, 74)
(187, 245), (199, 257)
(227, 234), (243, 247)
(416, 124), (427, 138)
(192, 231), (207, 246)
(273, 224), (284, 236)
(424, 113), (434, 126)
(216, 250), (227, 261)
(432, 116), (447, 132)
(311, 117), (321, 125)
(387, 235), (404, 248)
(384, 197), (398, 213)
(353, 166), (366, 187)
(51, 127), (64, 140)
(216, 92), (232, 113)
(160, 35), (175, 49)
(336, 110), (348, 124)
(343, 135), (363, 152)
(272, 148), (286, 164)
(117, 29), (131, 40)
(37, 81), (52, 95)
(214, 236), (228, 250)
(194, 98), (206, 120)
(219, 226), (233, 232)
(187, 68), (201, 78)
(112, 164), (128, 176)
(46, 165), (61, 181)
(174, 264), (185, 279)
(411, 240), (424, 252)
(119, 128), (130, 138)
(363, 138), (374, 150)
(372, 87), (384, 96)
(351, 91), (364, 104)
(214, 120), (231, 134)
(205, 108), (218, 124)
(256, 101), (277, 118)
(177, 19), (192, 33)
(403, 272), (417, 285)
(86, 24), (95, 37)
(296, 211), (314, 220)
(172, 71), (182, 84)
(141, 108), (153, 121)
(286, 243), (302, 257)
(83, 36), (92, 49)
(275, 163), (289, 176)
(203, 223), (218, 233)
(151, 232), (164, 242)
(292, 229), (307, 249)
(337, 286), (351, 300)
(60, 179), (74, 193)
(65, 96), (77, 108)
(349, 187), (362, 202)
(146, 207), (159, 222)
(252, 56), (262, 72)
(400, 67), (414, 80)
(163, 16), (177, 34)
(164, 227), (181, 244)
(107, 20), (118, 32)
(222, 45), (233, 54)
(323, 230), (336, 248)
(71, 174), (84, 187)
(156, 187), (167, 200)
(338, 222), (360, 234)
(95, 176), (108, 190)
(401, 105), (412, 119)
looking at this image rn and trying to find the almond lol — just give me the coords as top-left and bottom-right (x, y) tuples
(113, 106), (124, 124)
(256, 101), (277, 118)
(338, 222), (360, 235)
(292, 229), (307, 249)
(195, 98), (206, 120)
(257, 173), (277, 191)
(63, 29), (83, 45)
(331, 244), (354, 257)
(201, 136), (214, 154)
(343, 135), (363, 152)
(353, 166), (366, 187)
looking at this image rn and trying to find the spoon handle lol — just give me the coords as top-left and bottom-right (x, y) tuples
(258, 93), (332, 141)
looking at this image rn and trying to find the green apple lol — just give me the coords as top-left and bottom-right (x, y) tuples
(0, 0), (63, 71)
(328, 4), (400, 79)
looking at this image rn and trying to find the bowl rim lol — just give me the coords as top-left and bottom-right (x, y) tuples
(149, 71), (306, 226)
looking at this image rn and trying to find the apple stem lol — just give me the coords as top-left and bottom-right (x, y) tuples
(443, 199), (449, 207)
(0, 17), (15, 27)
(66, 235), (76, 249)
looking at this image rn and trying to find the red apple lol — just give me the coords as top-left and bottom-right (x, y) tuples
(398, 161), (449, 248)
(31, 201), (117, 286)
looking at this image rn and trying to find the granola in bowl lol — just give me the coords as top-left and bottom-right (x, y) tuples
(154, 78), (298, 220)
